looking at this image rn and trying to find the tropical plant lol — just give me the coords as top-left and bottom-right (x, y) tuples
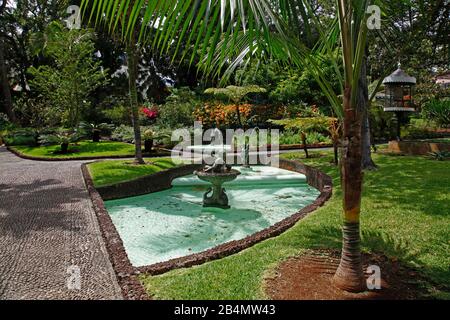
(142, 128), (154, 152)
(83, 0), (378, 293)
(102, 105), (131, 126)
(28, 21), (109, 129)
(38, 129), (83, 154)
(428, 151), (450, 161)
(421, 98), (450, 128)
(0, 113), (11, 130)
(270, 116), (334, 158)
(278, 130), (332, 146)
(156, 87), (199, 129)
(79, 122), (115, 142)
(142, 128), (172, 152)
(2, 128), (37, 146)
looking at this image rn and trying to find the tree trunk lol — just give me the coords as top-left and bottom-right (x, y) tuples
(0, 36), (16, 123)
(61, 142), (69, 154)
(92, 130), (100, 143)
(360, 60), (377, 170)
(333, 61), (367, 293)
(126, 41), (144, 165)
(236, 104), (243, 128)
(301, 132), (309, 158)
(333, 142), (339, 165)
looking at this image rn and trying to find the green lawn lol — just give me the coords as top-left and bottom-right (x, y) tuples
(140, 151), (450, 299)
(11, 140), (136, 158)
(426, 138), (450, 143)
(87, 158), (178, 187)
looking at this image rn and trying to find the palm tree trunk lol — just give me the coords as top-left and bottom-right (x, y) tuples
(333, 71), (366, 293)
(126, 41), (144, 164)
(0, 36), (17, 123)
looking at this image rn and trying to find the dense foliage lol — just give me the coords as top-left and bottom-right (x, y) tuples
(421, 98), (450, 128)
(27, 22), (108, 128)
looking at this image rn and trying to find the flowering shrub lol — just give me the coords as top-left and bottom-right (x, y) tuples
(141, 106), (159, 120)
(193, 103), (252, 127)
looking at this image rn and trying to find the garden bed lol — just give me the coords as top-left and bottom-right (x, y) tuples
(265, 249), (426, 300)
(81, 159), (332, 299)
(87, 158), (181, 188)
(7, 141), (170, 161)
(387, 140), (450, 155)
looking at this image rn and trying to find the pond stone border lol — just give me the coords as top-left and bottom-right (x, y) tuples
(81, 158), (332, 299)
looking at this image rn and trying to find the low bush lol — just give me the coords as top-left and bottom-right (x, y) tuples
(111, 125), (135, 143)
(38, 128), (83, 153)
(79, 122), (115, 142)
(156, 87), (198, 129)
(369, 105), (397, 141)
(402, 118), (442, 140)
(0, 113), (11, 130)
(111, 125), (175, 148)
(428, 151), (450, 161)
(2, 128), (38, 146)
(421, 98), (450, 128)
(194, 103), (252, 128)
(279, 130), (331, 145)
(102, 105), (131, 126)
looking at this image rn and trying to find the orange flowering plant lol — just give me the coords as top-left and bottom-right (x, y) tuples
(194, 103), (252, 127)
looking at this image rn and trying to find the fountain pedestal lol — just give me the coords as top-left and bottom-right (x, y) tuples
(195, 170), (240, 209)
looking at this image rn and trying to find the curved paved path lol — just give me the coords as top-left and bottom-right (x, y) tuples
(0, 147), (122, 299)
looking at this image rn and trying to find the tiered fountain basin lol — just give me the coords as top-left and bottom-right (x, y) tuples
(104, 166), (320, 267)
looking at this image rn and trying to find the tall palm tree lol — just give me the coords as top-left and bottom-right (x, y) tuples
(82, 1), (145, 164)
(126, 37), (145, 164)
(82, 0), (377, 292)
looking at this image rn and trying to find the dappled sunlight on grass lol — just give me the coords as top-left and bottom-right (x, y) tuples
(12, 140), (136, 158)
(141, 151), (449, 299)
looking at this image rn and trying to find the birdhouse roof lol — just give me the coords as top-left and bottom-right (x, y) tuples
(383, 68), (416, 85)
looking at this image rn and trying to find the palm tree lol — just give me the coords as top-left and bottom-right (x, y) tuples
(126, 37), (145, 164)
(82, 0), (377, 292)
(81, 2), (145, 163)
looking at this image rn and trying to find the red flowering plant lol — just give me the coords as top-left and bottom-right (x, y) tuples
(140, 104), (159, 125)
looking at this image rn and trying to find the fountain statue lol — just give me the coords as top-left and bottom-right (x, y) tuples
(241, 136), (250, 168)
(194, 154), (240, 209)
(241, 127), (259, 168)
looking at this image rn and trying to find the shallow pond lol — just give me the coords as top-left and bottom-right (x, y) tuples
(105, 166), (320, 267)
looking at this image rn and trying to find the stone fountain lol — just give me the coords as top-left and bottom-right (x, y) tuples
(194, 157), (240, 209)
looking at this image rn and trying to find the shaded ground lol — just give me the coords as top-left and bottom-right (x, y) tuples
(265, 249), (426, 300)
(0, 147), (122, 299)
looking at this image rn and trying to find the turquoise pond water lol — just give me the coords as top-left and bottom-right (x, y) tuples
(104, 166), (320, 267)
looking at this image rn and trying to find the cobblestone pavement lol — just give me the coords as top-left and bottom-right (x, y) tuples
(0, 147), (122, 299)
